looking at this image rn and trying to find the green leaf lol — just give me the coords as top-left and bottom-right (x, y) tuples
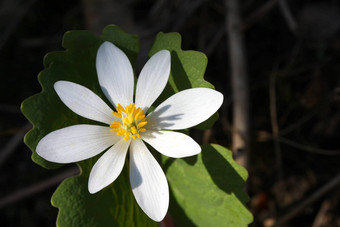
(21, 25), (156, 226)
(148, 32), (218, 129)
(52, 160), (156, 227)
(149, 32), (213, 92)
(164, 144), (253, 226)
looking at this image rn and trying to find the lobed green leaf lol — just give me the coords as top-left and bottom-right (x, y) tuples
(165, 144), (253, 226)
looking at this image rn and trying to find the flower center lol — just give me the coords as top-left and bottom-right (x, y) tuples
(110, 103), (147, 141)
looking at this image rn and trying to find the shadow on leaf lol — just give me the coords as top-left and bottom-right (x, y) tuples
(201, 144), (249, 204)
(168, 186), (196, 227)
(171, 51), (192, 91)
(183, 155), (197, 166)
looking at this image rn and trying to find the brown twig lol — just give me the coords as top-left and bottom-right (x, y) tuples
(225, 0), (250, 167)
(205, 27), (225, 56)
(277, 0), (298, 35)
(0, 0), (37, 51)
(0, 103), (21, 114)
(278, 136), (340, 156)
(0, 122), (31, 168)
(0, 167), (79, 208)
(279, 110), (316, 136)
(312, 191), (340, 227)
(274, 173), (340, 226)
(269, 71), (283, 180)
(172, 0), (205, 31)
(82, 0), (134, 35)
(240, 0), (277, 31)
(312, 198), (332, 227)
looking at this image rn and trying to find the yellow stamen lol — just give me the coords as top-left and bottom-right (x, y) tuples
(134, 110), (141, 121)
(112, 112), (121, 118)
(117, 128), (126, 135)
(123, 133), (130, 141)
(110, 103), (148, 140)
(137, 121), (147, 128)
(110, 121), (121, 128)
(116, 104), (125, 113)
(131, 126), (137, 134)
(128, 115), (133, 124)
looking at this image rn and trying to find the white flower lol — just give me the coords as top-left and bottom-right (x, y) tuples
(36, 41), (223, 222)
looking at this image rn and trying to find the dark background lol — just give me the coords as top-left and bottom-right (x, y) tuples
(0, 0), (339, 226)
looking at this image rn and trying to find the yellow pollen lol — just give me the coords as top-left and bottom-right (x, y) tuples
(131, 126), (137, 134)
(112, 112), (121, 118)
(110, 103), (148, 141)
(137, 121), (147, 128)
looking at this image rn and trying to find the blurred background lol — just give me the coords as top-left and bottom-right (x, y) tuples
(0, 0), (339, 226)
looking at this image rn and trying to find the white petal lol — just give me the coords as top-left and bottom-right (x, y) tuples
(54, 81), (115, 125)
(96, 41), (134, 108)
(130, 139), (169, 222)
(88, 139), (130, 193)
(146, 88), (223, 130)
(142, 130), (201, 158)
(36, 125), (119, 163)
(135, 50), (171, 112)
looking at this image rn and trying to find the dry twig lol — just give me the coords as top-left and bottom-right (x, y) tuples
(312, 191), (340, 227)
(0, 122), (31, 168)
(224, 0), (250, 167)
(0, 167), (79, 208)
(0, 103), (21, 114)
(0, 0), (37, 51)
(312, 198), (332, 227)
(275, 173), (340, 226)
(205, 27), (225, 56)
(240, 0), (277, 31)
(278, 137), (340, 156)
(269, 71), (283, 180)
(277, 0), (298, 35)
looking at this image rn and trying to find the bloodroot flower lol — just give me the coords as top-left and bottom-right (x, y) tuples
(36, 41), (223, 221)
